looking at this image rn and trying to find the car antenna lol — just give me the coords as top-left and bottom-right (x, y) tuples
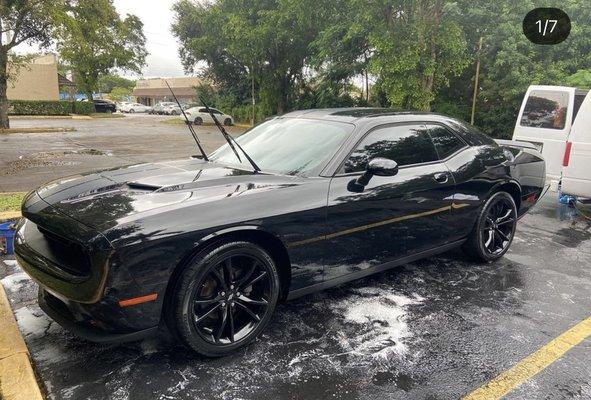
(165, 81), (209, 161)
(199, 96), (261, 173)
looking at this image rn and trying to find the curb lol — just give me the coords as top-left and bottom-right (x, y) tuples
(0, 127), (76, 134)
(0, 284), (44, 400)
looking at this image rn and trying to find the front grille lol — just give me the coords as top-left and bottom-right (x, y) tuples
(35, 225), (91, 277)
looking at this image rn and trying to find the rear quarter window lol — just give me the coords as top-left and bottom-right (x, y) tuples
(446, 119), (497, 147)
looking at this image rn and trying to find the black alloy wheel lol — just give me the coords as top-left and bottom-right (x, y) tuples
(481, 196), (516, 256)
(169, 241), (280, 356)
(463, 191), (517, 262)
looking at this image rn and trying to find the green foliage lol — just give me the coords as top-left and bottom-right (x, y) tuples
(193, 82), (218, 107)
(54, 0), (147, 99)
(0, 0), (65, 128)
(72, 101), (95, 115)
(8, 100), (93, 115)
(97, 74), (136, 93)
(172, 0), (591, 137)
(564, 70), (591, 89)
(107, 87), (133, 102)
(0, 192), (26, 213)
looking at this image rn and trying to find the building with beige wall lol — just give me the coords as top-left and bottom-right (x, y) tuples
(7, 54), (60, 101)
(133, 77), (202, 106)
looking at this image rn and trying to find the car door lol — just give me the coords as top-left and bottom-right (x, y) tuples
(198, 108), (213, 123)
(323, 123), (456, 281)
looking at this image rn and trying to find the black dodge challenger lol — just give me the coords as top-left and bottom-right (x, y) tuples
(14, 108), (545, 356)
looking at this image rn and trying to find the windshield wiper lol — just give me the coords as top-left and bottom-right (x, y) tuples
(199, 97), (261, 173)
(165, 81), (209, 161)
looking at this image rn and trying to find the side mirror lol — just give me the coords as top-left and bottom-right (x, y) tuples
(367, 157), (399, 177)
(355, 157), (398, 187)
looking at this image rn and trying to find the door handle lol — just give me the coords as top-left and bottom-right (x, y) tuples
(433, 172), (449, 184)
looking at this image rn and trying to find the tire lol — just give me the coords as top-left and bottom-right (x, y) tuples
(223, 118), (233, 126)
(462, 191), (517, 262)
(168, 240), (280, 357)
(194, 117), (203, 125)
(129, 109), (135, 113)
(170, 110), (178, 116)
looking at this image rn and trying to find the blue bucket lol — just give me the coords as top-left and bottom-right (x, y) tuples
(0, 221), (16, 255)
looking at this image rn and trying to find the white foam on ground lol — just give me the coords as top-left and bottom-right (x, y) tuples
(14, 306), (52, 338)
(2, 259), (18, 267)
(1, 271), (30, 293)
(334, 287), (424, 359)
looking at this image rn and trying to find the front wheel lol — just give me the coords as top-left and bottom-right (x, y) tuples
(223, 118), (233, 126)
(194, 117), (203, 125)
(168, 241), (280, 357)
(462, 191), (517, 262)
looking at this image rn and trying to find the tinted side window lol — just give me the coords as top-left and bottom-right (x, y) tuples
(343, 124), (438, 173)
(520, 90), (569, 129)
(427, 124), (466, 159)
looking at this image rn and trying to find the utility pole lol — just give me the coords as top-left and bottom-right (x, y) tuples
(251, 66), (255, 126)
(471, 36), (483, 125)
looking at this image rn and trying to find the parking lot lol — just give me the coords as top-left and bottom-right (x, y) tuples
(1, 115), (591, 399)
(0, 114), (245, 192)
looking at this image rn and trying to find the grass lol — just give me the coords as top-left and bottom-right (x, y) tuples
(0, 192), (26, 213)
(0, 127), (76, 134)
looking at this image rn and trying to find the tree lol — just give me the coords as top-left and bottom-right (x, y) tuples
(438, 0), (591, 137)
(360, 0), (468, 111)
(106, 86), (132, 102)
(55, 0), (147, 100)
(564, 70), (591, 89)
(97, 73), (136, 93)
(172, 0), (331, 115)
(0, 0), (62, 128)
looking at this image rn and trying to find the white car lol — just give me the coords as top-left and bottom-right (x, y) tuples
(185, 106), (234, 126)
(120, 102), (153, 113)
(513, 85), (591, 199)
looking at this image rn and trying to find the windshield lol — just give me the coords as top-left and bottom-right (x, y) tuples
(209, 118), (353, 176)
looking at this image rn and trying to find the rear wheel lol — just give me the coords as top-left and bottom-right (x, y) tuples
(169, 241), (280, 357)
(129, 109), (135, 113)
(463, 191), (517, 262)
(194, 117), (203, 125)
(224, 118), (232, 126)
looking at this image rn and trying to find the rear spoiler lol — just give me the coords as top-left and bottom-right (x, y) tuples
(494, 139), (538, 151)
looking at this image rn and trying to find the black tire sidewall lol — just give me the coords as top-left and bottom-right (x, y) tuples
(224, 118), (232, 126)
(171, 240), (280, 357)
(194, 117), (203, 125)
(473, 191), (517, 262)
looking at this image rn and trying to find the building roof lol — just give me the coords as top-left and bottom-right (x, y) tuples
(133, 87), (196, 97)
(133, 76), (203, 97)
(58, 73), (75, 87)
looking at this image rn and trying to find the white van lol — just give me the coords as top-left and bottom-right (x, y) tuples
(513, 85), (590, 197)
(561, 92), (591, 198)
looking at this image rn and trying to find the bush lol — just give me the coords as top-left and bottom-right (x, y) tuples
(72, 101), (95, 115)
(230, 104), (267, 124)
(8, 100), (94, 116)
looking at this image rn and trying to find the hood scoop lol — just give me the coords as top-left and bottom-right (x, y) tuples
(126, 182), (163, 191)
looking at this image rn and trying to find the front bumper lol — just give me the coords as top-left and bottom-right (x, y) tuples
(38, 288), (159, 344)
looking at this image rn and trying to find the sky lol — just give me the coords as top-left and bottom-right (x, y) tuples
(15, 0), (187, 79)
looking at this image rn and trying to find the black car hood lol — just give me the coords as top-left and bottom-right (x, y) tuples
(34, 158), (294, 231)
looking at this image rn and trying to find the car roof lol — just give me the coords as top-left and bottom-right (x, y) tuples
(280, 107), (444, 123)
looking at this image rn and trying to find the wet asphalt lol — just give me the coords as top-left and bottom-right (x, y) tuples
(0, 114), (244, 192)
(1, 195), (590, 400)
